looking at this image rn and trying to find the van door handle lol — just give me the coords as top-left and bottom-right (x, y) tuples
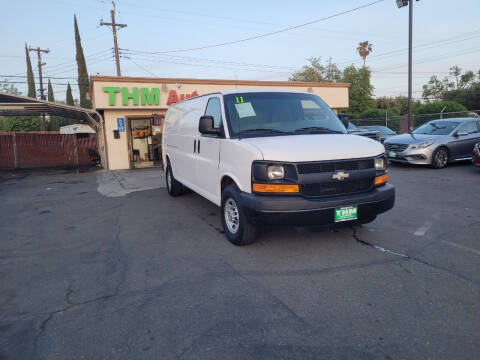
(194, 140), (196, 153)
(198, 139), (200, 154)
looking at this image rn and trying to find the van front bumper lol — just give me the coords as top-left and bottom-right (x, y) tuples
(240, 184), (395, 226)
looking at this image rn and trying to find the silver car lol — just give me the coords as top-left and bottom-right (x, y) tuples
(384, 118), (480, 168)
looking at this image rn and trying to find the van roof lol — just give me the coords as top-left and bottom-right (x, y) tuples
(169, 88), (314, 107)
(218, 88), (311, 95)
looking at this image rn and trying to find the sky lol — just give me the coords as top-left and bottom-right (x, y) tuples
(1, 0), (479, 102)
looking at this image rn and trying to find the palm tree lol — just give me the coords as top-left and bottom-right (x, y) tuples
(357, 41), (373, 67)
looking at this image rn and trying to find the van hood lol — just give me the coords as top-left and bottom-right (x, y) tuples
(242, 134), (385, 162)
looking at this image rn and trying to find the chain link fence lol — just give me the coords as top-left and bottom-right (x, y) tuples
(351, 110), (480, 133)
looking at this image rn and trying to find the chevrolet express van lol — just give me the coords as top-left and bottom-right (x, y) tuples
(162, 90), (395, 245)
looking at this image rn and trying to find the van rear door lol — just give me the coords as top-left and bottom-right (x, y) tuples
(195, 96), (223, 204)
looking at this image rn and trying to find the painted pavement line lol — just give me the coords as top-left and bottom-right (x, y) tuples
(442, 240), (480, 256)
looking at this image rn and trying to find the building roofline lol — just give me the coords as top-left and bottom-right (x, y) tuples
(90, 76), (350, 88)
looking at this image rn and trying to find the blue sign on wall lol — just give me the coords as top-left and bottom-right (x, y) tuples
(117, 117), (125, 132)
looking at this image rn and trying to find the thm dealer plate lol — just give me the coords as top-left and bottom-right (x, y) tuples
(335, 206), (358, 222)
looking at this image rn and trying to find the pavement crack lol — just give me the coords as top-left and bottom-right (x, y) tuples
(352, 227), (479, 286)
(352, 227), (408, 258)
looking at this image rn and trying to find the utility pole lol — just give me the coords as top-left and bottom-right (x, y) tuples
(100, 1), (127, 76)
(28, 46), (50, 130)
(407, 0), (413, 131)
(396, 0), (419, 132)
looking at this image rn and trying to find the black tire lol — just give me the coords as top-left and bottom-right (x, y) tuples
(165, 163), (183, 196)
(221, 185), (258, 246)
(431, 147), (449, 169)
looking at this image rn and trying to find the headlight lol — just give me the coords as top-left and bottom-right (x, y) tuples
(408, 140), (434, 150)
(374, 157), (386, 171)
(267, 165), (285, 180)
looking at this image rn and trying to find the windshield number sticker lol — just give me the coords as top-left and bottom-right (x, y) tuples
(235, 96), (244, 104)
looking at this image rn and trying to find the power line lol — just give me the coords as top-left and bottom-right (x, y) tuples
(337, 30), (480, 66)
(140, 0), (384, 54)
(120, 49), (298, 70)
(124, 57), (158, 77)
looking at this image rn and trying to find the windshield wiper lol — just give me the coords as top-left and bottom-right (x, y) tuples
(238, 128), (292, 135)
(294, 126), (343, 134)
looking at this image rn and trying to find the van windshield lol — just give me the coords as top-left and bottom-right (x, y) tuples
(223, 92), (347, 138)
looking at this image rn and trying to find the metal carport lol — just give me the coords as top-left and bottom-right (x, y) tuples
(0, 92), (107, 169)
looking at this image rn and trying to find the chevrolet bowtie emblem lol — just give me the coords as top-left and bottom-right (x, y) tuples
(332, 170), (350, 181)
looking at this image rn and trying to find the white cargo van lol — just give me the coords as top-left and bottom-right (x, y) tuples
(162, 90), (395, 245)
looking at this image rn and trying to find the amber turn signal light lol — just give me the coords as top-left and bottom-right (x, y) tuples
(253, 183), (299, 193)
(374, 173), (388, 186)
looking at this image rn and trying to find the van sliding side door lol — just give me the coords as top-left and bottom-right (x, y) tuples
(195, 97), (222, 203)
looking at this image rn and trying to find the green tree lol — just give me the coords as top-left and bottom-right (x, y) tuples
(342, 65), (374, 114)
(47, 79), (54, 102)
(289, 57), (341, 82)
(422, 75), (445, 101)
(357, 41), (373, 67)
(3, 117), (42, 131)
(74, 15), (91, 108)
(414, 100), (468, 126)
(47, 80), (59, 131)
(66, 83), (74, 105)
(459, 70), (475, 89)
(25, 44), (36, 98)
(450, 65), (462, 89)
(0, 81), (41, 131)
(359, 108), (399, 119)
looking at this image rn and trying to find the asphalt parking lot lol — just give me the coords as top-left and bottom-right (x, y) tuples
(1, 163), (479, 360)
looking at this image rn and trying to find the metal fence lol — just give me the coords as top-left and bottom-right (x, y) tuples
(0, 132), (97, 170)
(351, 110), (480, 133)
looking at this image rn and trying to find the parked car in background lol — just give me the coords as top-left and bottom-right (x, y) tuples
(337, 114), (381, 141)
(384, 118), (480, 168)
(360, 125), (396, 143)
(473, 142), (480, 167)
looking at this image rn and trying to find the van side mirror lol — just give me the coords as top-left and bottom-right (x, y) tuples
(338, 113), (349, 129)
(456, 131), (468, 137)
(199, 116), (221, 135)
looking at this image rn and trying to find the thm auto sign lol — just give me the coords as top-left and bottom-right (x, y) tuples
(102, 87), (198, 106)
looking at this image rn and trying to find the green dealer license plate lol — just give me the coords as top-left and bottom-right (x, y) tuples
(388, 151), (397, 158)
(335, 206), (358, 222)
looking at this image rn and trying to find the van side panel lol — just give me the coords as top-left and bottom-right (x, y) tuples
(163, 97), (208, 189)
(219, 139), (264, 196)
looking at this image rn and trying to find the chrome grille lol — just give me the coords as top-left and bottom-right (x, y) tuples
(385, 143), (408, 152)
(301, 178), (374, 197)
(297, 159), (374, 174)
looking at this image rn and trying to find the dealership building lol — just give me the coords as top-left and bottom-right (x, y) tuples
(90, 76), (350, 170)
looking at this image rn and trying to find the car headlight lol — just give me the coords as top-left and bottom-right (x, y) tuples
(375, 157), (386, 171)
(267, 165), (285, 180)
(408, 140), (434, 150)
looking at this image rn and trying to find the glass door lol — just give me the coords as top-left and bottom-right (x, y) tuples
(130, 118), (153, 168)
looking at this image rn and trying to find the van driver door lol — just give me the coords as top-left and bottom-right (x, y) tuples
(195, 96), (223, 204)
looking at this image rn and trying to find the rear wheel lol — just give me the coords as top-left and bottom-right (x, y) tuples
(431, 147), (449, 169)
(221, 185), (258, 245)
(165, 163), (183, 196)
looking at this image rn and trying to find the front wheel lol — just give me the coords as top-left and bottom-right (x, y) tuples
(431, 147), (449, 169)
(221, 185), (258, 246)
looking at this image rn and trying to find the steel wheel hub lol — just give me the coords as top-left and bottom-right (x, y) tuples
(224, 198), (240, 234)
